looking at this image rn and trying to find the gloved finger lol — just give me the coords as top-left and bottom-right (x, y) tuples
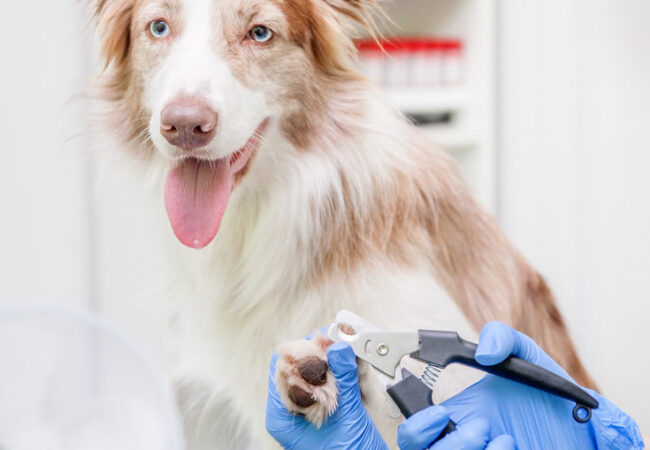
(326, 341), (366, 409)
(430, 417), (490, 450)
(474, 322), (514, 366)
(397, 406), (450, 450)
(485, 434), (515, 450)
(474, 322), (571, 380)
(326, 342), (358, 379)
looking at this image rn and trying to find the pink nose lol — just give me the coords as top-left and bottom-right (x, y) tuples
(160, 98), (218, 150)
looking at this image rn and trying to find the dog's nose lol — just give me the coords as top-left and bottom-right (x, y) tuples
(160, 98), (218, 150)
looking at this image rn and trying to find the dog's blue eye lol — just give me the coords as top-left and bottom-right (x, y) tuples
(150, 20), (170, 38)
(249, 26), (273, 43)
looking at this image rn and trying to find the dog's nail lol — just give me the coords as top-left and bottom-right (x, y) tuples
(338, 323), (356, 335)
(298, 357), (328, 386)
(288, 385), (316, 407)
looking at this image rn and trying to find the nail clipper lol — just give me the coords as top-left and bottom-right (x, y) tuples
(327, 310), (599, 443)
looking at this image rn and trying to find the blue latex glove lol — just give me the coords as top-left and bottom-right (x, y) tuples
(398, 406), (515, 450)
(266, 341), (388, 449)
(398, 322), (645, 450)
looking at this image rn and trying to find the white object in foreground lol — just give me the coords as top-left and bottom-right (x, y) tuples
(0, 306), (184, 450)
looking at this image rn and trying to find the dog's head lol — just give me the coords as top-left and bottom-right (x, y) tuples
(92, 0), (376, 248)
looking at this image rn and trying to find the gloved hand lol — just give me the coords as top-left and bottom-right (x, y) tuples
(397, 406), (515, 450)
(266, 340), (388, 450)
(397, 322), (645, 450)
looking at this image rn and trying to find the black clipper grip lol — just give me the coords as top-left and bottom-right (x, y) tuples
(387, 373), (456, 443)
(413, 330), (599, 423)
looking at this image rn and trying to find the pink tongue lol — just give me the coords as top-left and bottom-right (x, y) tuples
(164, 158), (232, 249)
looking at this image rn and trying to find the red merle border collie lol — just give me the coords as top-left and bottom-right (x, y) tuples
(88, 0), (595, 447)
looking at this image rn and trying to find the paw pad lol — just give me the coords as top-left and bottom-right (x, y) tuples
(298, 357), (328, 386)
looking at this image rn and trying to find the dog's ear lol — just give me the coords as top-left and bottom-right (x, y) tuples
(317, 0), (385, 74)
(283, 0), (383, 76)
(93, 0), (135, 68)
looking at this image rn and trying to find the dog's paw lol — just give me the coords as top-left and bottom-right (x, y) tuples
(275, 333), (338, 427)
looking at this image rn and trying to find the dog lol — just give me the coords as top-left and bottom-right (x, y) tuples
(88, 0), (596, 447)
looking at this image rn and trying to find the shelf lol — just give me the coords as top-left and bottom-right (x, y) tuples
(384, 87), (468, 114)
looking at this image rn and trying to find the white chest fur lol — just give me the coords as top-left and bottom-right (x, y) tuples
(169, 242), (479, 448)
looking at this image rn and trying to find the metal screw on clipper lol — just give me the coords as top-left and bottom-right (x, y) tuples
(377, 343), (389, 356)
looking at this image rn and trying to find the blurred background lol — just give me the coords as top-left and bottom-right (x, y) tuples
(1, 0), (649, 438)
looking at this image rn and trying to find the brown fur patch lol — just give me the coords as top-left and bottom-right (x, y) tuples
(278, 0), (344, 76)
(96, 0), (135, 67)
(268, 0), (368, 148)
(92, 0), (154, 153)
(277, 0), (379, 77)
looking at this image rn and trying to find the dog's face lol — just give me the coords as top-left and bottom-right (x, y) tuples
(133, 0), (310, 162)
(94, 0), (367, 248)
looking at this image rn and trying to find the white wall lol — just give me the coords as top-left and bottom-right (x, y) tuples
(591, 0), (650, 431)
(499, 0), (650, 431)
(0, 3), (93, 310)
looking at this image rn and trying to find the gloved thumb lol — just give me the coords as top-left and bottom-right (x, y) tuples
(397, 406), (450, 450)
(326, 342), (362, 403)
(474, 322), (518, 366)
(474, 322), (571, 380)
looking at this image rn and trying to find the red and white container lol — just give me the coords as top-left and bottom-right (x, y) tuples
(355, 37), (464, 89)
(421, 40), (444, 87)
(440, 39), (463, 86)
(383, 40), (410, 87)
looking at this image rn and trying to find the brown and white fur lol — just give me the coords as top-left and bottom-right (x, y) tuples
(88, 0), (596, 447)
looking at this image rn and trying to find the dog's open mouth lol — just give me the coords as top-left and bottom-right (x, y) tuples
(164, 119), (269, 249)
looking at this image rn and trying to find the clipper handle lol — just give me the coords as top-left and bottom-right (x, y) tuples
(387, 371), (456, 443)
(412, 330), (599, 422)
